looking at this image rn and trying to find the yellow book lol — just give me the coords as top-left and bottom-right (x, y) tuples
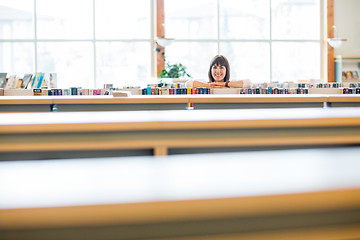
(16, 79), (23, 88)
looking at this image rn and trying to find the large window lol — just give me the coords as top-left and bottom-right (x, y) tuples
(164, 0), (321, 83)
(0, 0), (321, 87)
(0, 0), (151, 88)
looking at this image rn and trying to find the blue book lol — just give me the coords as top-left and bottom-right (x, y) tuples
(32, 72), (44, 89)
(36, 73), (45, 88)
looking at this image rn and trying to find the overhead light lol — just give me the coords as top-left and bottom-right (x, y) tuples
(156, 37), (175, 47)
(327, 25), (347, 48)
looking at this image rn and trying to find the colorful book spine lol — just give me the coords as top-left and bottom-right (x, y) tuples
(33, 89), (42, 96)
(36, 73), (45, 88)
(71, 87), (78, 95)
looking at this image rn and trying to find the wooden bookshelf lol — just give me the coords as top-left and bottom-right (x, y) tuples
(335, 56), (360, 62)
(1, 95), (360, 112)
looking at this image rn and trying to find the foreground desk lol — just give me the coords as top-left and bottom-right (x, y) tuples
(0, 95), (190, 112)
(1, 107), (360, 160)
(1, 148), (360, 239)
(188, 95), (327, 109)
(327, 95), (360, 107)
(53, 95), (328, 111)
(0, 96), (54, 112)
(1, 95), (360, 112)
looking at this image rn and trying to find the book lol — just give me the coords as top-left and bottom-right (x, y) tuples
(16, 79), (23, 88)
(43, 73), (51, 88)
(5, 75), (19, 89)
(26, 75), (34, 89)
(0, 73), (7, 88)
(35, 73), (45, 89)
(21, 74), (33, 89)
(31, 73), (41, 88)
(49, 73), (57, 88)
(20, 73), (32, 88)
(70, 87), (78, 95)
(353, 71), (359, 80)
(345, 71), (353, 80)
(31, 72), (45, 89)
(33, 89), (42, 96)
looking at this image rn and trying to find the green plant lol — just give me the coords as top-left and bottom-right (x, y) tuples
(159, 62), (192, 78)
(156, 48), (192, 78)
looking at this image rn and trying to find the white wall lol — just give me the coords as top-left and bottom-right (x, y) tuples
(334, 0), (360, 56)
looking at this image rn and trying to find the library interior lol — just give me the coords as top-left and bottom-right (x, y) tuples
(1, 0), (360, 239)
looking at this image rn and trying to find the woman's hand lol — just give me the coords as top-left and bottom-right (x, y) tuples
(210, 82), (227, 88)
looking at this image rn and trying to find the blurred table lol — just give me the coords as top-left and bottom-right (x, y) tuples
(1, 148), (360, 239)
(1, 107), (360, 160)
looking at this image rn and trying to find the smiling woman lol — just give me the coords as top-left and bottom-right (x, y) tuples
(185, 55), (251, 89)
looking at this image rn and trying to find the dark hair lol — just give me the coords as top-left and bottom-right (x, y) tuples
(208, 55), (230, 83)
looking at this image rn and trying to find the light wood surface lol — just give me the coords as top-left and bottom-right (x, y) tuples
(187, 94), (327, 103)
(0, 95), (359, 105)
(1, 107), (360, 133)
(162, 225), (360, 240)
(1, 189), (360, 229)
(52, 95), (190, 104)
(328, 95), (360, 102)
(1, 95), (360, 112)
(327, 0), (334, 83)
(0, 96), (54, 105)
(1, 147), (360, 239)
(1, 108), (360, 157)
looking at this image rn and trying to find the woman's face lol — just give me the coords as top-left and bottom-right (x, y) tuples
(211, 64), (226, 82)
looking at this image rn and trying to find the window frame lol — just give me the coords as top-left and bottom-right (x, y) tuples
(157, 0), (328, 82)
(0, 0), (331, 85)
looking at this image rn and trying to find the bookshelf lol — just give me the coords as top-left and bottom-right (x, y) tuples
(334, 56), (360, 82)
(1, 95), (360, 112)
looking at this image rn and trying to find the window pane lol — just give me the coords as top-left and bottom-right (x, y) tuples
(36, 0), (93, 39)
(165, 42), (217, 80)
(37, 42), (94, 88)
(96, 42), (150, 87)
(272, 42), (320, 82)
(221, 42), (270, 83)
(0, 42), (34, 75)
(272, 0), (320, 40)
(0, 0), (34, 39)
(96, 0), (150, 39)
(219, 0), (270, 39)
(164, 0), (217, 39)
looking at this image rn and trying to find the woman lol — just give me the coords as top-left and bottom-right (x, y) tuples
(185, 55), (251, 88)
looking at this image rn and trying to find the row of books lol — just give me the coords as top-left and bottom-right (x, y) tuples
(142, 87), (211, 95)
(32, 87), (113, 96)
(240, 87), (360, 95)
(5, 86), (360, 96)
(138, 87), (360, 95)
(145, 82), (358, 90)
(0, 73), (57, 89)
(343, 71), (360, 80)
(252, 82), (359, 89)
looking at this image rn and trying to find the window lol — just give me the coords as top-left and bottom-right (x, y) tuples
(164, 0), (321, 83)
(0, 0), (152, 88)
(0, 0), (322, 87)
